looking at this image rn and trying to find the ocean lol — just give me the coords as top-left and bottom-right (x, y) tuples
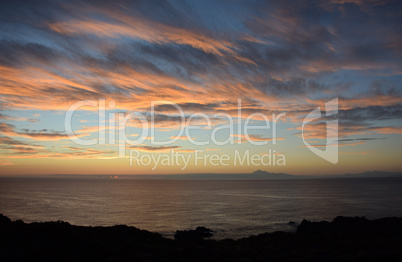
(1, 177), (402, 239)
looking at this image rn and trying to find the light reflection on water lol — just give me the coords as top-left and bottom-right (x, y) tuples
(1, 177), (402, 239)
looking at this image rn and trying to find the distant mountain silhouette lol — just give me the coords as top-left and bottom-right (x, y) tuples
(114, 170), (402, 180)
(42, 170), (402, 180)
(249, 170), (294, 179)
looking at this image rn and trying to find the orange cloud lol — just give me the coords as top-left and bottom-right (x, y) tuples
(175, 149), (195, 153)
(231, 134), (285, 143)
(308, 141), (366, 147)
(4, 148), (117, 160)
(47, 7), (252, 63)
(129, 146), (181, 152)
(369, 126), (402, 134)
(0, 122), (86, 141)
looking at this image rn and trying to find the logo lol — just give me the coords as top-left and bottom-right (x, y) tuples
(302, 98), (338, 164)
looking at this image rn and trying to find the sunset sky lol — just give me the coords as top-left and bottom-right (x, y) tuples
(0, 0), (401, 176)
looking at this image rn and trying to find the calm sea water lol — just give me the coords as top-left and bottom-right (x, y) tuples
(1, 177), (402, 239)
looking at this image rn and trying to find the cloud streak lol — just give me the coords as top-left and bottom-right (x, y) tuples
(0, 0), (401, 173)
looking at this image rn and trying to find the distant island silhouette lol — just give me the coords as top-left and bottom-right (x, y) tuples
(1, 214), (402, 261)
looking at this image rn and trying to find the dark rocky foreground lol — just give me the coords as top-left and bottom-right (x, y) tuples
(1, 214), (402, 261)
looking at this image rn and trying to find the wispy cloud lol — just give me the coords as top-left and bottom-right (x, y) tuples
(0, 0), (401, 173)
(129, 146), (181, 152)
